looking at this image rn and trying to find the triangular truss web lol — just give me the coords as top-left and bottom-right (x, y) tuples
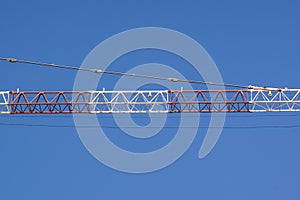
(210, 91), (227, 111)
(249, 89), (300, 112)
(149, 91), (168, 112)
(291, 91), (300, 109)
(227, 91), (249, 111)
(0, 92), (9, 113)
(110, 92), (131, 112)
(130, 92), (150, 112)
(194, 91), (209, 111)
(30, 93), (49, 113)
(92, 92), (111, 113)
(169, 90), (250, 112)
(11, 92), (30, 113)
(250, 90), (272, 111)
(49, 93), (71, 112)
(89, 91), (168, 113)
(72, 92), (91, 112)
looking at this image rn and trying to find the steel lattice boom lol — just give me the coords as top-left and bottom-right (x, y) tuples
(1, 88), (300, 114)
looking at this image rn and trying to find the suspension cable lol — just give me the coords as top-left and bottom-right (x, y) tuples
(0, 56), (249, 89)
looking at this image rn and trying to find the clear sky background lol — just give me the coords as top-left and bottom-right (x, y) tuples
(0, 0), (299, 199)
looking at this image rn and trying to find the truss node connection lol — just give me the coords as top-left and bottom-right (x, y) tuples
(0, 89), (299, 114)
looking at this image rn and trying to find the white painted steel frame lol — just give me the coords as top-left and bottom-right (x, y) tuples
(87, 90), (169, 113)
(249, 89), (300, 112)
(0, 91), (10, 114)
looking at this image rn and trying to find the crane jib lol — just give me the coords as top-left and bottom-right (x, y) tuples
(1, 89), (300, 114)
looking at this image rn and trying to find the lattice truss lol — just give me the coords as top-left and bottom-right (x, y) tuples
(3, 90), (169, 114)
(168, 90), (249, 112)
(249, 88), (300, 112)
(0, 88), (300, 114)
(88, 90), (168, 113)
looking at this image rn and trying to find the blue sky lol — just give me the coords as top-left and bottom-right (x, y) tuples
(0, 0), (299, 199)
